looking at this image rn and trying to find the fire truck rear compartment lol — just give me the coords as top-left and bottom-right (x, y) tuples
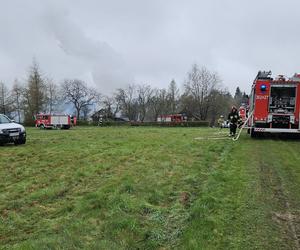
(268, 86), (297, 128)
(269, 86), (296, 113)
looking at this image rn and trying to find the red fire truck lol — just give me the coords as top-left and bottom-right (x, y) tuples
(35, 114), (76, 129)
(157, 114), (187, 123)
(248, 71), (300, 137)
(239, 105), (247, 122)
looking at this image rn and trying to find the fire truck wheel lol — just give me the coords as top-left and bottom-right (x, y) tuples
(40, 124), (45, 129)
(250, 128), (257, 138)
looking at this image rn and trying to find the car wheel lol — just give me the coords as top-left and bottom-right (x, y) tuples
(14, 138), (26, 145)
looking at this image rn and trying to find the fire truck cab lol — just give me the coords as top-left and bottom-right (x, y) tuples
(248, 71), (300, 137)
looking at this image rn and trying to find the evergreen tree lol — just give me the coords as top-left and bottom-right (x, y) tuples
(23, 60), (47, 125)
(167, 79), (179, 114)
(234, 86), (243, 106)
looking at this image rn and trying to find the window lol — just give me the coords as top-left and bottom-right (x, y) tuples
(0, 115), (11, 124)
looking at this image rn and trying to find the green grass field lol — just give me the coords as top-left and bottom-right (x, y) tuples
(1, 127), (300, 249)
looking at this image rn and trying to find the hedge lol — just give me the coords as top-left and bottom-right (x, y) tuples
(129, 121), (209, 127)
(75, 121), (209, 127)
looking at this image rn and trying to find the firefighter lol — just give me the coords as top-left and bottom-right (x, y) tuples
(217, 115), (225, 129)
(228, 106), (240, 136)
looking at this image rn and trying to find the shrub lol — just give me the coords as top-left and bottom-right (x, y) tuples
(76, 120), (209, 127)
(130, 121), (209, 127)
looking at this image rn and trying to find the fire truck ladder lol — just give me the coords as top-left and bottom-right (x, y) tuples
(232, 111), (253, 141)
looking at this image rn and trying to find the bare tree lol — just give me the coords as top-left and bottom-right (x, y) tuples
(183, 64), (220, 120)
(101, 95), (121, 120)
(208, 89), (233, 126)
(115, 84), (139, 121)
(61, 79), (99, 119)
(81, 105), (92, 121)
(45, 78), (60, 114)
(150, 88), (169, 121)
(0, 82), (12, 116)
(137, 84), (153, 121)
(11, 79), (23, 122)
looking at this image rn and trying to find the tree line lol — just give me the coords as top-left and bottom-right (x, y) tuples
(0, 61), (248, 126)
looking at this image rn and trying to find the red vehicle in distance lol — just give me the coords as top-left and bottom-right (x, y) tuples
(35, 114), (76, 129)
(157, 114), (187, 123)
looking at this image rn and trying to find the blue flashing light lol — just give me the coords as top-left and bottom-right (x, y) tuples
(260, 84), (267, 91)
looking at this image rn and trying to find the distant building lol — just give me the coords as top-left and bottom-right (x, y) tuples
(91, 109), (128, 123)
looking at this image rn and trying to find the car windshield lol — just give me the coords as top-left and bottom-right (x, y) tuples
(0, 115), (11, 124)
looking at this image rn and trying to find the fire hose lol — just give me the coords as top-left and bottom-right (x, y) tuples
(232, 111), (253, 141)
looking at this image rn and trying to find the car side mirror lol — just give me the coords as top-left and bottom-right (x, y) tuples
(10, 119), (15, 122)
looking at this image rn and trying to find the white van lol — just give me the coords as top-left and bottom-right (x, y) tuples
(0, 114), (26, 145)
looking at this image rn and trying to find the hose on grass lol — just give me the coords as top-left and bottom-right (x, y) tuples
(232, 111), (253, 141)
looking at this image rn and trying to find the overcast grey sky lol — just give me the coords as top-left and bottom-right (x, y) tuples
(1, 0), (300, 94)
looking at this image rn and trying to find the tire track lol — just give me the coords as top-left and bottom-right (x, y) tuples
(259, 160), (300, 249)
